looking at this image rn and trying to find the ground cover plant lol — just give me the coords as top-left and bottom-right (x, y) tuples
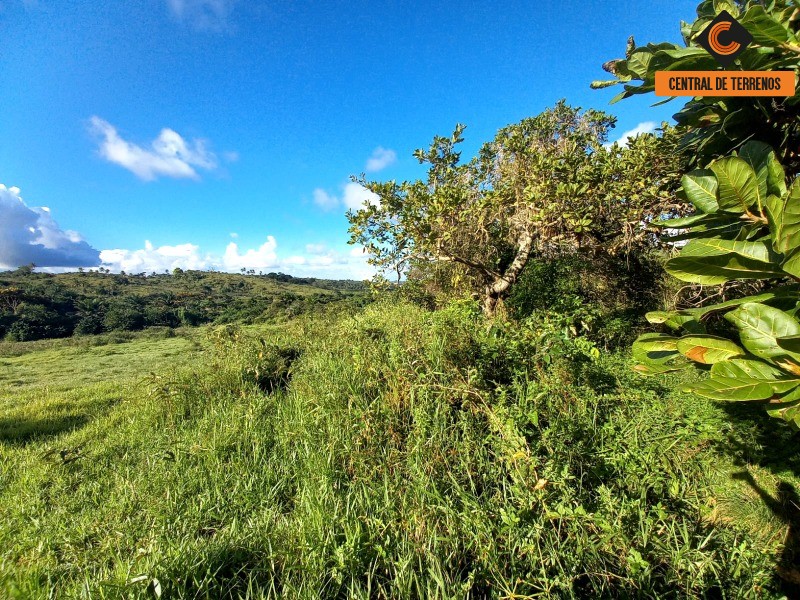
(2, 300), (799, 598)
(3, 1), (800, 597)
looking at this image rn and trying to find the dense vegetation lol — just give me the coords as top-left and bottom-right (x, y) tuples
(592, 0), (800, 427)
(3, 301), (800, 598)
(0, 267), (367, 342)
(3, 0), (800, 597)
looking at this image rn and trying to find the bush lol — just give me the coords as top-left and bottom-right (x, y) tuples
(5, 303), (71, 341)
(74, 313), (105, 336)
(508, 253), (665, 349)
(103, 303), (145, 331)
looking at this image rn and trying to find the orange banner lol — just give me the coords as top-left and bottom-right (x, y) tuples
(655, 71), (795, 97)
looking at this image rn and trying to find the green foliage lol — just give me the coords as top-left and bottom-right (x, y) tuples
(599, 0), (800, 426)
(593, 0), (800, 174)
(348, 102), (683, 315)
(103, 298), (146, 331)
(0, 269), (368, 341)
(508, 253), (668, 349)
(1, 301), (790, 597)
(632, 141), (800, 425)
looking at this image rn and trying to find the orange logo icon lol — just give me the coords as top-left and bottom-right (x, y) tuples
(697, 10), (753, 67)
(707, 21), (740, 56)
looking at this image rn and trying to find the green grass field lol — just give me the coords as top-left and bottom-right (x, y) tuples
(1, 302), (799, 598)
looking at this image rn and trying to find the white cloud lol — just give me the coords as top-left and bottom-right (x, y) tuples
(342, 182), (380, 211)
(98, 236), (375, 279)
(312, 188), (339, 211)
(311, 183), (380, 212)
(609, 121), (658, 148)
(222, 236), (279, 271)
(167, 0), (236, 31)
(305, 243), (328, 255)
(0, 184), (100, 269)
(365, 146), (397, 172)
(99, 241), (210, 273)
(89, 116), (219, 181)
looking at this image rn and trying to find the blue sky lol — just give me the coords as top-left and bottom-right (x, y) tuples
(0, 0), (698, 278)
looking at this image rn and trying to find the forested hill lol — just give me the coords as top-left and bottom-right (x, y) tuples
(0, 267), (368, 342)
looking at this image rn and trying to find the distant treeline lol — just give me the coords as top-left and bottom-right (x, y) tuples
(0, 266), (368, 342)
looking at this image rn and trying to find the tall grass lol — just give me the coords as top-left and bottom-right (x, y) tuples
(0, 300), (791, 598)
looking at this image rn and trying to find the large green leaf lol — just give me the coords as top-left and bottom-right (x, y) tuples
(725, 303), (800, 366)
(738, 141), (773, 210)
(632, 333), (678, 362)
(666, 254), (782, 284)
(633, 362), (686, 375)
(767, 400), (800, 423)
(645, 311), (705, 333)
(710, 357), (788, 381)
(770, 179), (800, 255)
(689, 239), (778, 262)
(740, 5), (792, 46)
(681, 169), (718, 213)
(781, 249), (800, 280)
(766, 152), (787, 197)
(660, 288), (799, 319)
(631, 333), (686, 373)
(689, 376), (775, 401)
(709, 157), (759, 214)
(676, 335), (744, 364)
(665, 239), (783, 283)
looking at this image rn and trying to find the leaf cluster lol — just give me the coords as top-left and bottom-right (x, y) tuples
(633, 141), (800, 426)
(592, 0), (800, 175)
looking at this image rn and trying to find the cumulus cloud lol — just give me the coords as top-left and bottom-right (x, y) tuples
(99, 241), (212, 274)
(609, 121), (658, 148)
(167, 0), (237, 31)
(98, 236), (375, 279)
(342, 182), (380, 211)
(0, 184), (100, 269)
(222, 236), (279, 271)
(89, 116), (219, 181)
(365, 146), (397, 172)
(311, 183), (380, 212)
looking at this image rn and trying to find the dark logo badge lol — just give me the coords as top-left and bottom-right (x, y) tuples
(697, 10), (753, 67)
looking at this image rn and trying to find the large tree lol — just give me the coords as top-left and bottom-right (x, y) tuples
(347, 101), (684, 316)
(592, 0), (800, 176)
(597, 0), (800, 427)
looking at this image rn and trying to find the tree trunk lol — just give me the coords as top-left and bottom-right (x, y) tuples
(481, 231), (535, 318)
(483, 290), (501, 317)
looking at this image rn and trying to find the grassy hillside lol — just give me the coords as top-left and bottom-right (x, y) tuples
(0, 269), (367, 342)
(2, 300), (798, 598)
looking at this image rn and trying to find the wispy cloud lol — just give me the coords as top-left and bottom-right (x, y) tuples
(312, 188), (340, 211)
(608, 121), (658, 148)
(89, 116), (219, 181)
(167, 0), (237, 31)
(0, 184), (100, 269)
(365, 146), (397, 172)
